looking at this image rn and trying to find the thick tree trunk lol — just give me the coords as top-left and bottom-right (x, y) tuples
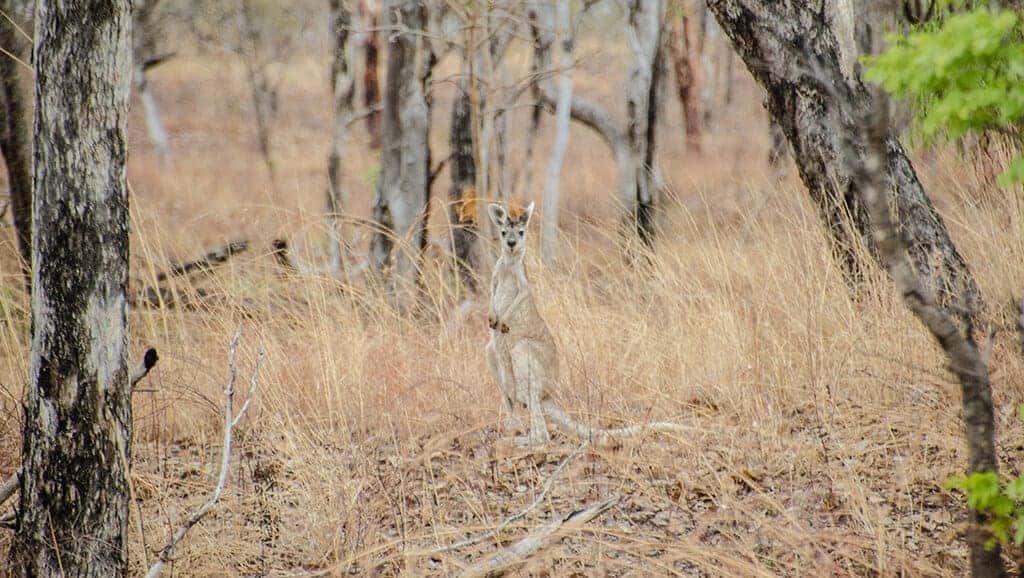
(541, 0), (572, 264)
(449, 84), (478, 294)
(0, 0), (33, 284)
(666, 12), (702, 155)
(372, 0), (429, 301)
(9, 0), (133, 575)
(327, 0), (355, 274)
(706, 0), (984, 324)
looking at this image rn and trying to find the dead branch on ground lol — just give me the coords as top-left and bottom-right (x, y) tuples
(458, 493), (621, 578)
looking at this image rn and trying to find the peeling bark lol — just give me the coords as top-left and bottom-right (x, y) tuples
(666, 11), (702, 155)
(9, 0), (133, 575)
(359, 0), (381, 149)
(0, 0), (33, 284)
(706, 0), (984, 324)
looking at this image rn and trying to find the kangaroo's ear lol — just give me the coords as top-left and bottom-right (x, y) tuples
(522, 201), (535, 225)
(487, 203), (507, 227)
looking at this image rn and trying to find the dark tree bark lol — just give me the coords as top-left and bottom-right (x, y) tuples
(706, 0), (984, 325)
(449, 83), (478, 294)
(370, 0), (429, 303)
(360, 0), (381, 149)
(9, 0), (133, 575)
(666, 12), (702, 156)
(0, 0), (33, 284)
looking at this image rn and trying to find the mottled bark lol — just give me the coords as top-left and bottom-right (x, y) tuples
(372, 0), (429, 301)
(449, 84), (478, 294)
(706, 0), (984, 324)
(0, 0), (33, 283)
(9, 0), (133, 575)
(327, 0), (356, 274)
(666, 12), (702, 155)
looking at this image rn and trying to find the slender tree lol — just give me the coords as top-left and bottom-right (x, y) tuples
(0, 0), (33, 284)
(326, 0), (356, 275)
(541, 0), (573, 264)
(705, 0), (984, 324)
(449, 83), (479, 293)
(9, 0), (133, 575)
(359, 0), (382, 149)
(665, 4), (702, 155)
(133, 0), (172, 160)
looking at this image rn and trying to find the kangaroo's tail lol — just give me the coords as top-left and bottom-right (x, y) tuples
(541, 400), (689, 446)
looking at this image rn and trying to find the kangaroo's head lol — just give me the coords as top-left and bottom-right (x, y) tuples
(488, 201), (534, 259)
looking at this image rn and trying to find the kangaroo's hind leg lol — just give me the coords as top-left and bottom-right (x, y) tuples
(510, 343), (551, 447)
(487, 337), (522, 432)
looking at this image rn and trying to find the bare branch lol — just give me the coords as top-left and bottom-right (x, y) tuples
(458, 494), (621, 578)
(145, 332), (263, 578)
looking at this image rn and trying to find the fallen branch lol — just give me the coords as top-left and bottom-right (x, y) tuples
(135, 240), (249, 308)
(425, 442), (588, 555)
(131, 348), (160, 390)
(458, 494), (621, 578)
(155, 240), (249, 283)
(145, 332), (263, 578)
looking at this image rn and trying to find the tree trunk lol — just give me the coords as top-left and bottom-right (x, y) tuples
(625, 0), (665, 246)
(133, 0), (171, 160)
(9, 0), (133, 575)
(449, 83), (479, 294)
(541, 0), (572, 265)
(372, 0), (429, 302)
(706, 0), (984, 324)
(360, 0), (381, 149)
(666, 12), (702, 155)
(0, 0), (33, 285)
(327, 0), (356, 275)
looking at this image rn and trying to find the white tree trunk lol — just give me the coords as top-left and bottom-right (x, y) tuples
(135, 67), (171, 160)
(541, 0), (572, 265)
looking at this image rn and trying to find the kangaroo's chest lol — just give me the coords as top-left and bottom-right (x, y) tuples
(491, 273), (521, 312)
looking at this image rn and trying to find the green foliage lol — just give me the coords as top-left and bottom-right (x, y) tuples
(944, 406), (1024, 550)
(864, 7), (1024, 184)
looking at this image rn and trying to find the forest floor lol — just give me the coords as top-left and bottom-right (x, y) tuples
(2, 37), (1024, 577)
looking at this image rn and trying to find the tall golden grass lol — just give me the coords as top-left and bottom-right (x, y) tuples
(0, 42), (1023, 576)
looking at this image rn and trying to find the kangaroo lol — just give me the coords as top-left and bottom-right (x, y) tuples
(485, 202), (689, 447)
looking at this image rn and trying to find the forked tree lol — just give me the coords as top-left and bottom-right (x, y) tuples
(8, 0), (134, 575)
(705, 0), (984, 324)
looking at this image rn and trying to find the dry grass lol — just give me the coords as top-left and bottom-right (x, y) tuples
(1, 38), (1024, 577)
